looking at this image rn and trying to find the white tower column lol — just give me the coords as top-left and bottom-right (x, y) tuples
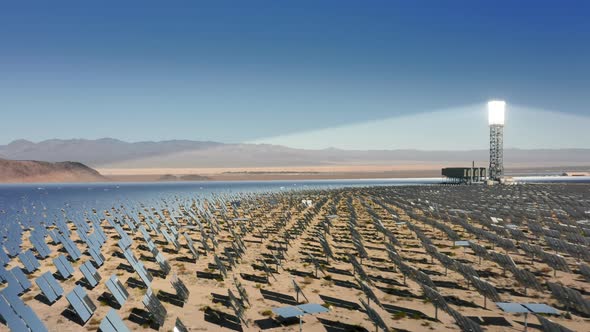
(488, 101), (505, 180)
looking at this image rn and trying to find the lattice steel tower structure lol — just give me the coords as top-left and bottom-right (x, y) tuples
(488, 101), (505, 180)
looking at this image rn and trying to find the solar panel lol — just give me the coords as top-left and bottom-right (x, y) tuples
(272, 306), (301, 318)
(88, 246), (105, 266)
(80, 261), (102, 288)
(30, 235), (52, 259)
(356, 277), (382, 308)
(35, 271), (64, 303)
(446, 306), (483, 332)
(66, 285), (96, 324)
(117, 238), (132, 252)
(0, 288), (48, 332)
(0, 247), (10, 266)
(76, 228), (89, 243)
(174, 317), (189, 332)
(535, 314), (575, 332)
(135, 262), (153, 288)
(0, 291), (29, 331)
(142, 288), (167, 326)
(53, 254), (75, 279)
(106, 275), (129, 307)
(228, 289), (243, 311)
(155, 252), (171, 275)
(260, 260), (276, 281)
(99, 308), (130, 332)
(171, 274), (190, 301)
(224, 247), (236, 267)
(59, 233), (82, 261)
(47, 229), (61, 245)
(495, 302), (529, 313)
(161, 228), (180, 251)
(307, 253), (324, 277)
(523, 303), (559, 315)
(214, 255), (228, 279)
(349, 254), (370, 282)
(9, 267), (32, 293)
(183, 233), (199, 260)
(228, 290), (248, 327)
(234, 277), (250, 306)
(292, 279), (308, 303)
(360, 298), (388, 332)
(122, 248), (139, 267)
(298, 303), (329, 314)
(420, 283), (449, 314)
(200, 231), (211, 253)
(18, 249), (40, 273)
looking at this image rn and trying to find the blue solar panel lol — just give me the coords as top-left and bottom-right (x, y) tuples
(86, 234), (100, 250)
(272, 306), (302, 318)
(53, 254), (75, 279)
(0, 266), (7, 283)
(76, 228), (89, 242)
(26, 249), (41, 267)
(0, 291), (29, 331)
(66, 285), (95, 324)
(496, 302), (529, 313)
(135, 262), (153, 287)
(80, 261), (101, 288)
(297, 303), (329, 314)
(4, 237), (22, 257)
(30, 235), (52, 259)
(122, 249), (138, 267)
(19, 250), (40, 273)
(59, 233), (82, 261)
(48, 230), (62, 244)
(0, 246), (11, 266)
(35, 271), (64, 304)
(106, 275), (129, 307)
(9, 267), (32, 293)
(522, 303), (559, 315)
(183, 233), (199, 260)
(88, 246), (105, 266)
(56, 219), (70, 236)
(2, 288), (49, 332)
(99, 308), (130, 332)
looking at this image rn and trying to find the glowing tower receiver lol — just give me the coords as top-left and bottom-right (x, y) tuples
(488, 100), (505, 180)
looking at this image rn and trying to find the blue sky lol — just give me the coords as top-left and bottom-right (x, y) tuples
(1, 1), (589, 149)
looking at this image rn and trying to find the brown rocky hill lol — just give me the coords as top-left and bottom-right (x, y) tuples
(0, 158), (106, 183)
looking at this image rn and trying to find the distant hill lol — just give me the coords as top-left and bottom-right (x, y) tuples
(0, 158), (105, 183)
(0, 138), (222, 166)
(1, 139), (589, 169)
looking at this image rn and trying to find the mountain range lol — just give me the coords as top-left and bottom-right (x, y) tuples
(1, 138), (589, 169)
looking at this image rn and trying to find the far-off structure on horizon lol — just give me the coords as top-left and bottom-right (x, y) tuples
(488, 100), (505, 181)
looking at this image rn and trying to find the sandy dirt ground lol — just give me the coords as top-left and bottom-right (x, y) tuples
(1, 185), (589, 332)
(98, 164), (590, 182)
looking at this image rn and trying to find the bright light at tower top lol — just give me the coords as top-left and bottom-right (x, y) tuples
(488, 100), (506, 125)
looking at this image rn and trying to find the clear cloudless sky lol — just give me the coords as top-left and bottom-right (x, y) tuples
(1, 1), (589, 148)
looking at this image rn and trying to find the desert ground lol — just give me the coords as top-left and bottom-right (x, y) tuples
(98, 164), (590, 182)
(1, 184), (589, 332)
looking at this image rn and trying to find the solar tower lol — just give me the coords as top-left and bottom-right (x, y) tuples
(488, 100), (505, 180)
